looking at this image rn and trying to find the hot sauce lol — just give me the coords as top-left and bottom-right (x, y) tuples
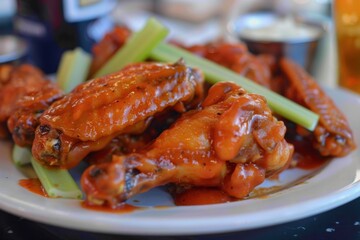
(81, 201), (141, 214)
(174, 187), (233, 206)
(18, 178), (48, 197)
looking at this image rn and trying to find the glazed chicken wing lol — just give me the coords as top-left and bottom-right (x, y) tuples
(88, 25), (131, 78)
(0, 64), (50, 139)
(280, 58), (356, 157)
(81, 82), (293, 207)
(32, 60), (204, 169)
(185, 42), (274, 88)
(7, 81), (63, 147)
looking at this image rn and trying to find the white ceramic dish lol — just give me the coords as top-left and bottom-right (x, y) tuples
(0, 87), (359, 236)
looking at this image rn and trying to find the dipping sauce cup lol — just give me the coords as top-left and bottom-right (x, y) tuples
(228, 12), (324, 74)
(334, 0), (360, 94)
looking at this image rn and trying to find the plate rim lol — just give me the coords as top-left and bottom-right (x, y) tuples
(0, 86), (359, 236)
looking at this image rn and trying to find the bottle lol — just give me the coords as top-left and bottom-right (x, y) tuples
(14, 0), (116, 74)
(334, 0), (360, 94)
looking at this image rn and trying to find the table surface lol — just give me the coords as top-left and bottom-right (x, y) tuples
(1, 4), (357, 240)
(1, 197), (360, 240)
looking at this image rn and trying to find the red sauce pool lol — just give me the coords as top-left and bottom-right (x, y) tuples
(290, 137), (329, 170)
(18, 178), (48, 197)
(174, 188), (233, 206)
(81, 201), (142, 213)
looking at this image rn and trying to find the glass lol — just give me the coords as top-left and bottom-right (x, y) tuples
(334, 0), (360, 94)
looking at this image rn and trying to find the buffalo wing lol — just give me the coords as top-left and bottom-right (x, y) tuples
(32, 60), (204, 168)
(88, 26), (131, 77)
(280, 59), (356, 157)
(185, 42), (274, 88)
(7, 81), (63, 147)
(0, 64), (50, 139)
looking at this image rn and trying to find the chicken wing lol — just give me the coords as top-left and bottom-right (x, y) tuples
(81, 82), (293, 207)
(7, 81), (63, 147)
(32, 60), (204, 169)
(280, 58), (356, 157)
(88, 25), (131, 78)
(185, 42), (274, 88)
(0, 64), (49, 139)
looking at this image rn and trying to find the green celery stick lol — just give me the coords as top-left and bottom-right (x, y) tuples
(31, 157), (83, 199)
(12, 145), (31, 166)
(56, 47), (91, 93)
(27, 48), (91, 198)
(150, 43), (319, 131)
(93, 17), (169, 78)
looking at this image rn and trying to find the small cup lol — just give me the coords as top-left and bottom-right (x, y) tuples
(227, 12), (325, 74)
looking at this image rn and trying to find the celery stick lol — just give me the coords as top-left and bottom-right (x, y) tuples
(31, 157), (83, 199)
(12, 145), (31, 166)
(93, 18), (169, 78)
(150, 43), (319, 131)
(26, 48), (90, 198)
(57, 47), (91, 93)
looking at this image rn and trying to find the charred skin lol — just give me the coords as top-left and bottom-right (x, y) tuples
(280, 58), (356, 157)
(81, 82), (293, 207)
(32, 61), (204, 168)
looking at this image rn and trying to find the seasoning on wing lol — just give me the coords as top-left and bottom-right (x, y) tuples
(81, 82), (293, 207)
(32, 60), (204, 169)
(280, 58), (356, 157)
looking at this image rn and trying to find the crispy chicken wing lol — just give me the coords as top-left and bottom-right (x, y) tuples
(88, 26), (131, 77)
(185, 42), (274, 88)
(81, 82), (293, 207)
(7, 81), (63, 147)
(32, 61), (204, 169)
(280, 58), (356, 157)
(0, 64), (49, 139)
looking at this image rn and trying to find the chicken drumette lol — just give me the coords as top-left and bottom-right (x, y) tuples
(0, 64), (57, 139)
(7, 81), (63, 147)
(279, 59), (356, 157)
(185, 42), (274, 88)
(32, 60), (204, 169)
(81, 82), (293, 207)
(88, 25), (131, 78)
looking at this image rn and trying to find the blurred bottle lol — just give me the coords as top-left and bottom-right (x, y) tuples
(0, 0), (16, 34)
(14, 0), (116, 74)
(334, 0), (360, 94)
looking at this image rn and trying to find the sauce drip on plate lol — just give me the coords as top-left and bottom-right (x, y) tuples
(174, 187), (234, 206)
(81, 202), (141, 213)
(18, 178), (48, 197)
(289, 136), (329, 170)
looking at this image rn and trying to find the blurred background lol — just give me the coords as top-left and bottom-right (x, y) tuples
(0, 0), (336, 86)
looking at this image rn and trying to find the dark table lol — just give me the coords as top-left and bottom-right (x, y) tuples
(1, 197), (360, 240)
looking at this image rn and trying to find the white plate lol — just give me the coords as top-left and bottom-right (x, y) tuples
(0, 87), (359, 236)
